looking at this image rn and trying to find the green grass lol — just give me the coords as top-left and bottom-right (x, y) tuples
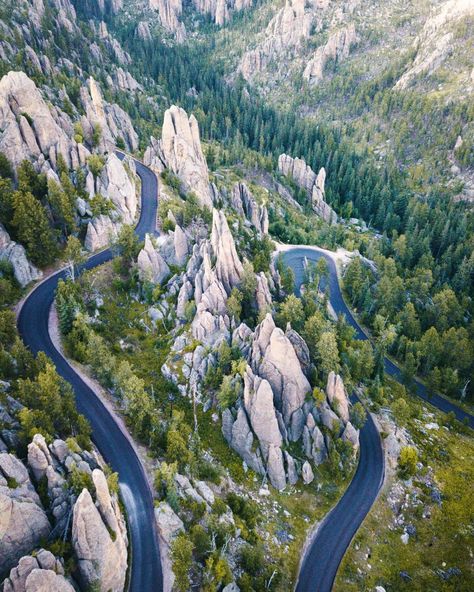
(334, 394), (474, 591)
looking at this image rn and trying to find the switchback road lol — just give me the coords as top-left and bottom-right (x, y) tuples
(17, 155), (163, 592)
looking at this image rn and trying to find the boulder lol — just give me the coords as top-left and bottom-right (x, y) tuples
(302, 460), (314, 485)
(2, 550), (74, 592)
(72, 483), (127, 592)
(0, 453), (51, 574)
(155, 502), (184, 592)
(326, 371), (350, 423)
(95, 153), (137, 224)
(137, 234), (170, 284)
(0, 224), (42, 287)
(84, 215), (120, 251)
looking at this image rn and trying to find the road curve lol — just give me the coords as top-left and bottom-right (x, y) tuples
(280, 246), (474, 592)
(17, 156), (163, 592)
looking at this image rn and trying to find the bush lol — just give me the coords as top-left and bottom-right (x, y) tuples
(239, 543), (265, 576)
(399, 446), (418, 478)
(226, 492), (258, 529)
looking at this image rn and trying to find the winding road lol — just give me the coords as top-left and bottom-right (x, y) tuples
(280, 246), (474, 592)
(15, 156), (474, 592)
(17, 155), (163, 592)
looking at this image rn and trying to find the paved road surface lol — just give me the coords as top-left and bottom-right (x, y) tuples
(17, 156), (163, 592)
(281, 246), (473, 592)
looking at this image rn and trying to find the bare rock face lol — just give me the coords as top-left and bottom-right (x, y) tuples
(155, 502), (184, 592)
(303, 24), (357, 83)
(94, 153), (137, 224)
(211, 209), (244, 293)
(161, 105), (213, 208)
(0, 453), (51, 575)
(137, 234), (170, 284)
(149, 0), (186, 42)
(278, 153), (337, 223)
(395, 0), (474, 90)
(0, 71), (90, 173)
(3, 550), (74, 592)
(192, 0), (253, 27)
(136, 21), (152, 40)
(251, 313), (311, 441)
(0, 224), (42, 287)
(84, 215), (120, 251)
(231, 182), (268, 234)
(302, 460), (314, 484)
(255, 272), (272, 316)
(326, 371), (350, 423)
(80, 77), (138, 152)
(285, 325), (311, 377)
(238, 0), (316, 81)
(72, 472), (127, 592)
(342, 421), (359, 451)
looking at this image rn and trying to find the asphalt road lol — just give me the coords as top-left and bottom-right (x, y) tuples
(281, 246), (474, 592)
(17, 155), (163, 592)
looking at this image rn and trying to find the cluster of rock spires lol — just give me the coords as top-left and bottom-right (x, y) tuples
(231, 182), (269, 235)
(278, 153), (337, 224)
(0, 70), (140, 260)
(148, 0), (253, 40)
(0, 433), (127, 592)
(144, 105), (216, 209)
(238, 0), (318, 81)
(303, 24), (357, 83)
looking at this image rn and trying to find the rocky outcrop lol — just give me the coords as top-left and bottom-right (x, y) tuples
(0, 224), (42, 287)
(94, 153), (137, 224)
(156, 224), (189, 267)
(326, 371), (350, 423)
(163, 106), (213, 208)
(231, 182), (268, 234)
(278, 154), (337, 223)
(211, 209), (244, 293)
(84, 215), (120, 251)
(137, 234), (170, 284)
(149, 0), (186, 42)
(3, 550), (75, 592)
(0, 452), (51, 575)
(255, 272), (272, 316)
(80, 77), (139, 152)
(110, 67), (142, 92)
(238, 0), (318, 81)
(395, 0), (474, 89)
(155, 502), (184, 592)
(192, 0), (253, 26)
(0, 71), (90, 174)
(72, 470), (127, 592)
(303, 24), (357, 83)
(251, 313), (311, 440)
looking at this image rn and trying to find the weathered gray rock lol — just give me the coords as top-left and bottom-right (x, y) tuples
(285, 325), (311, 376)
(231, 182), (268, 234)
(211, 209), (244, 293)
(278, 154), (337, 223)
(155, 502), (184, 592)
(84, 215), (120, 251)
(284, 450), (298, 485)
(2, 550), (74, 592)
(255, 272), (272, 316)
(72, 478), (127, 592)
(137, 234), (170, 284)
(303, 24), (357, 83)
(80, 77), (138, 152)
(326, 371), (350, 423)
(160, 105), (213, 208)
(319, 401), (342, 433)
(251, 314), (311, 440)
(0, 453), (51, 574)
(192, 0), (252, 26)
(238, 0), (315, 81)
(0, 224), (42, 287)
(149, 0), (186, 42)
(0, 71), (90, 173)
(94, 153), (137, 224)
(302, 460), (314, 484)
(342, 421), (360, 452)
(222, 407), (265, 475)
